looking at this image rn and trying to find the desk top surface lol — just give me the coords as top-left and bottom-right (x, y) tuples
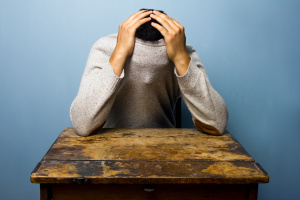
(31, 128), (269, 184)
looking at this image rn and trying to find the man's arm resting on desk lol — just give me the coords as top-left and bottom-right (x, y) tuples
(69, 37), (122, 137)
(176, 53), (228, 136)
(150, 11), (228, 135)
(70, 10), (153, 137)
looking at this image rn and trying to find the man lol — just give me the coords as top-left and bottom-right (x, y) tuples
(70, 9), (228, 136)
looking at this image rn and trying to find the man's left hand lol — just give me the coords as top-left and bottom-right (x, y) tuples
(150, 11), (191, 76)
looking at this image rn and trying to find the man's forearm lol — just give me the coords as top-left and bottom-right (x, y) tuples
(109, 48), (127, 77)
(173, 52), (191, 76)
(176, 47), (228, 135)
(109, 10), (153, 77)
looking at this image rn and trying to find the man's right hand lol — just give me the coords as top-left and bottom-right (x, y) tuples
(109, 10), (153, 77)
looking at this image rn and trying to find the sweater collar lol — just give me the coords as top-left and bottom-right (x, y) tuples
(135, 37), (166, 47)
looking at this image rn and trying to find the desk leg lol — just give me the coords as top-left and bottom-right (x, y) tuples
(40, 184), (52, 200)
(246, 184), (258, 200)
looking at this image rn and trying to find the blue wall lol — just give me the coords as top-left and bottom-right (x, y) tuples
(0, 0), (299, 199)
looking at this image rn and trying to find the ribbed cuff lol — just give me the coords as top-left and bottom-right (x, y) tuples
(100, 62), (124, 92)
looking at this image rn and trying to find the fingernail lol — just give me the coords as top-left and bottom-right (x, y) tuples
(150, 14), (154, 17)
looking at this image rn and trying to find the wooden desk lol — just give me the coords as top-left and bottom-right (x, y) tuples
(31, 128), (269, 200)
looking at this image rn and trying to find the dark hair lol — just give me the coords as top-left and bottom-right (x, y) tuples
(135, 9), (166, 41)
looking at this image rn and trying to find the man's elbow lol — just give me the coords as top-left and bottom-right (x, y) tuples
(73, 125), (94, 137)
(194, 119), (224, 136)
(72, 120), (106, 137)
(70, 113), (95, 136)
(70, 113), (91, 137)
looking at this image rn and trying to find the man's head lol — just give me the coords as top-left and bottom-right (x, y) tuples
(135, 9), (166, 41)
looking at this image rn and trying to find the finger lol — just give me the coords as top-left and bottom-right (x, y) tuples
(153, 10), (177, 25)
(151, 11), (180, 32)
(129, 10), (152, 26)
(150, 13), (173, 32)
(127, 10), (148, 23)
(137, 10), (153, 19)
(172, 19), (183, 28)
(172, 19), (184, 32)
(156, 11), (181, 30)
(123, 10), (151, 28)
(132, 17), (152, 30)
(151, 22), (168, 37)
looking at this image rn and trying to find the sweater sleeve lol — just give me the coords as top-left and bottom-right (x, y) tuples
(70, 36), (123, 136)
(175, 45), (228, 135)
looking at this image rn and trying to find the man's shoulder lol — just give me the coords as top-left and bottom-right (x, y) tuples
(185, 44), (196, 56)
(186, 44), (195, 51)
(92, 33), (118, 49)
(100, 33), (118, 41)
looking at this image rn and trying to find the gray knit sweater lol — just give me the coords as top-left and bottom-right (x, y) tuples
(70, 34), (228, 136)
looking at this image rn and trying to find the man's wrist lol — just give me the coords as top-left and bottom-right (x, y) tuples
(114, 45), (131, 58)
(173, 52), (191, 76)
(109, 48), (128, 77)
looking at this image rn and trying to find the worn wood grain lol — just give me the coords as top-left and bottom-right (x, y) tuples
(44, 128), (253, 162)
(31, 160), (267, 184)
(31, 128), (269, 185)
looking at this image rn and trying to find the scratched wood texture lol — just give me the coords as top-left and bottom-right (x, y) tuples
(31, 128), (269, 184)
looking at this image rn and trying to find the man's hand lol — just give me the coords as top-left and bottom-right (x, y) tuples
(150, 11), (191, 76)
(109, 10), (153, 77)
